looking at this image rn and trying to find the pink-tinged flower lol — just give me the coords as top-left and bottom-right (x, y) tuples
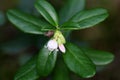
(46, 30), (66, 53)
(46, 39), (58, 51)
(59, 44), (66, 53)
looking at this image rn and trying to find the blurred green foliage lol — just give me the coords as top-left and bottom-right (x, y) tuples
(0, 11), (6, 26)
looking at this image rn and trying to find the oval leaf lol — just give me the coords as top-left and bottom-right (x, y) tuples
(59, 0), (85, 24)
(35, 0), (58, 26)
(61, 8), (109, 30)
(63, 43), (96, 78)
(14, 56), (39, 80)
(7, 9), (55, 34)
(81, 48), (114, 65)
(37, 45), (57, 77)
(53, 57), (70, 80)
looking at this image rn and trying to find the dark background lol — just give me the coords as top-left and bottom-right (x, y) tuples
(0, 0), (120, 80)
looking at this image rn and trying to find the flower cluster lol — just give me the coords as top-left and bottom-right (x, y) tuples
(46, 30), (66, 53)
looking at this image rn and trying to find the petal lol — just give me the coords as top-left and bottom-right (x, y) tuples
(59, 44), (66, 53)
(47, 39), (58, 51)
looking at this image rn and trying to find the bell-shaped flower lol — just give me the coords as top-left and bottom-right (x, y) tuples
(46, 39), (58, 51)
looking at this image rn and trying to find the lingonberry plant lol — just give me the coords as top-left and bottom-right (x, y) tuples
(7, 0), (114, 80)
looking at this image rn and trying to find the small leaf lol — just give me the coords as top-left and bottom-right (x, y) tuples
(61, 8), (109, 30)
(53, 57), (70, 80)
(63, 43), (96, 78)
(7, 9), (55, 34)
(37, 45), (57, 77)
(14, 56), (39, 80)
(35, 0), (58, 26)
(81, 48), (114, 65)
(59, 0), (85, 24)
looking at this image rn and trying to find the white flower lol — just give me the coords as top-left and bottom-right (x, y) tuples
(46, 39), (58, 51)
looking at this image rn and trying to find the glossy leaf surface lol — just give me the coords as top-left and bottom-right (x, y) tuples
(59, 0), (85, 24)
(71, 8), (108, 29)
(81, 48), (114, 65)
(53, 57), (70, 80)
(61, 8), (108, 30)
(63, 43), (96, 78)
(35, 0), (58, 26)
(37, 46), (57, 77)
(61, 21), (80, 30)
(7, 9), (55, 34)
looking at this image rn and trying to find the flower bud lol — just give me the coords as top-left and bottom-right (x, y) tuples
(54, 30), (66, 45)
(59, 44), (66, 53)
(44, 31), (54, 37)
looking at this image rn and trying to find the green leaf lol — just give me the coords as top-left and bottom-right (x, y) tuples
(7, 9), (55, 34)
(71, 8), (109, 29)
(14, 56), (39, 80)
(59, 0), (85, 39)
(63, 43), (96, 78)
(35, 0), (58, 26)
(53, 57), (70, 80)
(60, 21), (80, 30)
(37, 45), (57, 77)
(81, 48), (114, 65)
(59, 0), (85, 24)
